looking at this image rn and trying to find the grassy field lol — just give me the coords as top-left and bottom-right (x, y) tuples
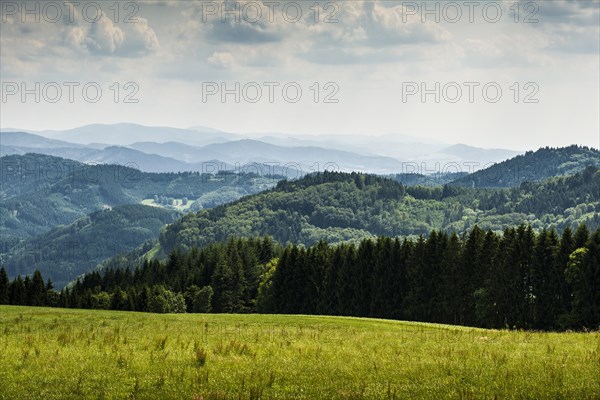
(0, 306), (598, 399)
(141, 198), (194, 211)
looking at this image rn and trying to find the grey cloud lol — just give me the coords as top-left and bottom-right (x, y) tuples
(298, 1), (448, 65)
(534, 0), (599, 25)
(527, 1), (600, 54)
(206, 20), (282, 44)
(545, 26), (600, 54)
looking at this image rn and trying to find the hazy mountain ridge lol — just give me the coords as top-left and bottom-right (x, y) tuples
(36, 123), (239, 146)
(0, 132), (85, 149)
(2, 125), (524, 175)
(436, 144), (521, 164)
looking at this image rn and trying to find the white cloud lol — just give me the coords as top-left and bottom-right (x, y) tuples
(120, 17), (160, 55)
(73, 14), (125, 54)
(65, 13), (158, 56)
(207, 51), (235, 69)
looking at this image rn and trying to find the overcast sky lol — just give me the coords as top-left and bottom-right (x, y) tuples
(1, 0), (598, 149)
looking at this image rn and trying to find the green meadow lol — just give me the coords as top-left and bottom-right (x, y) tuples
(0, 306), (598, 399)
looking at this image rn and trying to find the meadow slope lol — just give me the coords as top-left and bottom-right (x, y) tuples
(0, 306), (598, 399)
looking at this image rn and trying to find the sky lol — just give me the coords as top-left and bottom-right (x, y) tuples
(1, 0), (599, 150)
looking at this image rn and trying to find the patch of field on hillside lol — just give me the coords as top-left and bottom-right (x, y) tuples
(141, 198), (194, 211)
(0, 306), (598, 399)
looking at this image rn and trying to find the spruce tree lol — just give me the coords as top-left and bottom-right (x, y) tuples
(0, 267), (9, 305)
(493, 228), (522, 328)
(193, 286), (214, 313)
(517, 224), (536, 328)
(460, 226), (485, 326)
(355, 239), (375, 317)
(531, 229), (559, 329)
(9, 276), (26, 305)
(211, 251), (236, 313)
(439, 233), (462, 325)
(370, 237), (394, 318)
(23, 276), (32, 306)
(30, 270), (47, 306)
(573, 224), (590, 249)
(554, 226), (574, 325)
(405, 235), (428, 322)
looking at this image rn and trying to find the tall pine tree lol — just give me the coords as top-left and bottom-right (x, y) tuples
(0, 267), (9, 305)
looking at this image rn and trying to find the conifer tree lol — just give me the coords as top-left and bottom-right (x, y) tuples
(211, 251), (236, 313)
(30, 270), (47, 306)
(0, 267), (9, 305)
(554, 227), (574, 324)
(438, 233), (463, 325)
(193, 286), (214, 313)
(9, 276), (26, 306)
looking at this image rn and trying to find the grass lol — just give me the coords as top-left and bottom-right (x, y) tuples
(0, 306), (599, 399)
(141, 198), (194, 211)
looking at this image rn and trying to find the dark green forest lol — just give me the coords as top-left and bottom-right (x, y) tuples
(3, 204), (180, 288)
(3, 223), (598, 331)
(159, 167), (600, 254)
(450, 145), (600, 188)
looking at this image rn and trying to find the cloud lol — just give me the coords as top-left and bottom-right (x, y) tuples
(74, 14), (125, 54)
(544, 24), (600, 54)
(207, 51), (235, 69)
(534, 0), (599, 25)
(120, 17), (160, 55)
(297, 1), (449, 65)
(65, 13), (158, 56)
(177, 0), (447, 63)
(206, 19), (282, 44)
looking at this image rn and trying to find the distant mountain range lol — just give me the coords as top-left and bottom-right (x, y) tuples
(1, 124), (524, 174)
(34, 123), (238, 146)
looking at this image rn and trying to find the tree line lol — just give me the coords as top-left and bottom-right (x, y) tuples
(1, 224), (598, 330)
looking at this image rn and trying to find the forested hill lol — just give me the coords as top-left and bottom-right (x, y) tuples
(2, 205), (180, 288)
(0, 153), (277, 242)
(158, 168), (600, 255)
(450, 145), (600, 188)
